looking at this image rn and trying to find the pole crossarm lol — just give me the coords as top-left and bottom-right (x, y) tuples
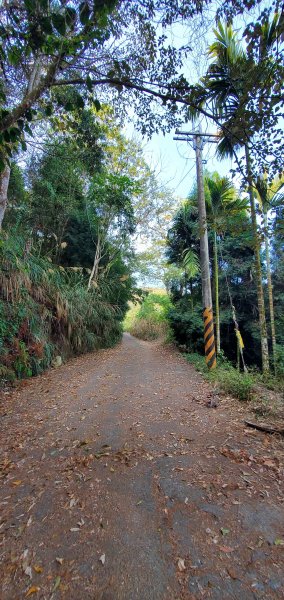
(175, 130), (220, 138)
(174, 136), (219, 144)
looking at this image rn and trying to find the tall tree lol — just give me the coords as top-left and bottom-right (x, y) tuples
(166, 196), (263, 367)
(255, 174), (284, 372)
(86, 171), (135, 288)
(28, 141), (86, 257)
(205, 174), (247, 354)
(188, 21), (283, 371)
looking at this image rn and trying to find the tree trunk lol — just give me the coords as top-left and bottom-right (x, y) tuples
(264, 209), (277, 373)
(213, 231), (220, 353)
(88, 235), (101, 290)
(245, 146), (269, 373)
(237, 340), (240, 371)
(0, 163), (11, 229)
(0, 55), (62, 134)
(0, 56), (49, 228)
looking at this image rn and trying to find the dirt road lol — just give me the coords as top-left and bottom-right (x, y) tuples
(1, 334), (284, 599)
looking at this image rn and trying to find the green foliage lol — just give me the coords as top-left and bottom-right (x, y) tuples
(182, 248), (200, 278)
(1, 105), (178, 383)
(128, 318), (169, 341)
(123, 302), (140, 332)
(165, 172), (276, 369)
(1, 0), (277, 178)
(0, 364), (16, 382)
(216, 369), (255, 401)
(185, 352), (255, 401)
(168, 302), (204, 353)
(137, 292), (172, 323)
(125, 291), (173, 341)
(274, 345), (284, 378)
(0, 232), (130, 383)
(189, 18), (284, 180)
(271, 204), (284, 348)
(7, 162), (27, 218)
(27, 141), (86, 256)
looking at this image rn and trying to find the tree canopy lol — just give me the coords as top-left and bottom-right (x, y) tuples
(0, 0), (283, 162)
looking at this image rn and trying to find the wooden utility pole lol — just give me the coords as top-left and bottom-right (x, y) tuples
(174, 128), (218, 369)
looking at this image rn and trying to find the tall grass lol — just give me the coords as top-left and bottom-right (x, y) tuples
(0, 233), (124, 382)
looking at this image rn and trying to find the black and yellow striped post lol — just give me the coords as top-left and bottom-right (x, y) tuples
(203, 307), (216, 369)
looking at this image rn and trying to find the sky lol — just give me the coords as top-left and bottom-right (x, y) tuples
(125, 1), (273, 204)
(140, 128), (234, 201)
(125, 10), (236, 204)
(123, 12), (236, 286)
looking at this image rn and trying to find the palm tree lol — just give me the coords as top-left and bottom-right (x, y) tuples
(205, 173), (248, 353)
(166, 198), (202, 305)
(168, 200), (200, 277)
(255, 174), (284, 372)
(170, 177), (247, 354)
(189, 21), (280, 372)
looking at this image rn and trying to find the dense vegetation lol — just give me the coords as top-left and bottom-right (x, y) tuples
(0, 105), (173, 383)
(164, 17), (284, 379)
(166, 172), (284, 377)
(0, 232), (129, 381)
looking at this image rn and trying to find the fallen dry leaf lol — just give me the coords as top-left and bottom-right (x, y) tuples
(227, 567), (239, 580)
(263, 459), (276, 468)
(219, 545), (234, 553)
(24, 566), (32, 579)
(220, 447), (250, 463)
(26, 587), (40, 597)
(177, 558), (186, 572)
(33, 565), (43, 573)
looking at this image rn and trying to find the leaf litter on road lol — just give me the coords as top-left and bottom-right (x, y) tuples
(1, 336), (284, 599)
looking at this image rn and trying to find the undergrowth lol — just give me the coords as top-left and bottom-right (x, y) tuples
(185, 352), (255, 401)
(0, 233), (127, 384)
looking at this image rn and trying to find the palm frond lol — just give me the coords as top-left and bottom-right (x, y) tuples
(255, 173), (284, 211)
(182, 248), (200, 278)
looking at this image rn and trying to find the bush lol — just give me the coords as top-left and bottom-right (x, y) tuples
(168, 301), (204, 353)
(123, 302), (140, 332)
(216, 369), (255, 401)
(275, 344), (284, 377)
